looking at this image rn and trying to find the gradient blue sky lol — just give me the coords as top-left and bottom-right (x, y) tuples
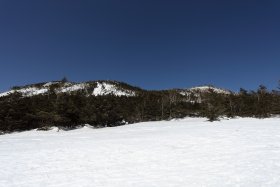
(1, 0), (280, 92)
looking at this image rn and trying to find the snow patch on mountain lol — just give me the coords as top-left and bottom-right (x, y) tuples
(92, 82), (135, 96)
(60, 83), (87, 93)
(189, 86), (231, 94)
(178, 86), (231, 97)
(0, 87), (48, 97)
(43, 82), (60, 87)
(0, 90), (14, 97)
(177, 86), (231, 103)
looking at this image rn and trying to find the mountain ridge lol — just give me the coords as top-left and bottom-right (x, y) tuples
(0, 80), (232, 98)
(0, 79), (279, 133)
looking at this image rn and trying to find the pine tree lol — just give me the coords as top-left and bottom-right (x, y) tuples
(61, 76), (68, 83)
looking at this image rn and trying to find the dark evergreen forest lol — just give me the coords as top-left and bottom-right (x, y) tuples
(1, 81), (280, 133)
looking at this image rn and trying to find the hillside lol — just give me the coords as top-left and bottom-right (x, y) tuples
(0, 80), (279, 133)
(0, 80), (142, 98)
(0, 80), (231, 99)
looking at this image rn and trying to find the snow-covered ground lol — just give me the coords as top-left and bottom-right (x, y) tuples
(1, 118), (280, 187)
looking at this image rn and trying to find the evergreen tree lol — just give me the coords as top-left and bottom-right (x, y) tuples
(61, 76), (68, 83)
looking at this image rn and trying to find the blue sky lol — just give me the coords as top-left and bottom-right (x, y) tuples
(0, 0), (280, 92)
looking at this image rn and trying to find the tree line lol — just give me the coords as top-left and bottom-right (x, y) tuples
(0, 82), (280, 133)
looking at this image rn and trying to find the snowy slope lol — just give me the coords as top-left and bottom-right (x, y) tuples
(0, 81), (231, 100)
(1, 118), (280, 187)
(0, 81), (136, 97)
(59, 83), (87, 93)
(0, 87), (49, 97)
(180, 85), (231, 96)
(178, 86), (231, 103)
(93, 82), (136, 96)
(189, 85), (231, 94)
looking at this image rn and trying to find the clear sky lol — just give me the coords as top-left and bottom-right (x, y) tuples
(0, 0), (280, 92)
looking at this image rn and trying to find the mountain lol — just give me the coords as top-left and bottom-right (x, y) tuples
(188, 85), (231, 94)
(0, 80), (142, 98)
(0, 80), (279, 133)
(0, 80), (231, 99)
(178, 85), (232, 103)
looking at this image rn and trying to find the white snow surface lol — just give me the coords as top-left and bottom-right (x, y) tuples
(0, 90), (14, 97)
(178, 86), (231, 103)
(189, 86), (231, 94)
(60, 83), (87, 93)
(92, 82), (135, 96)
(0, 87), (49, 97)
(1, 117), (280, 187)
(43, 82), (60, 87)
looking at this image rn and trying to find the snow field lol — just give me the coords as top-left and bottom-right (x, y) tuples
(1, 118), (280, 187)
